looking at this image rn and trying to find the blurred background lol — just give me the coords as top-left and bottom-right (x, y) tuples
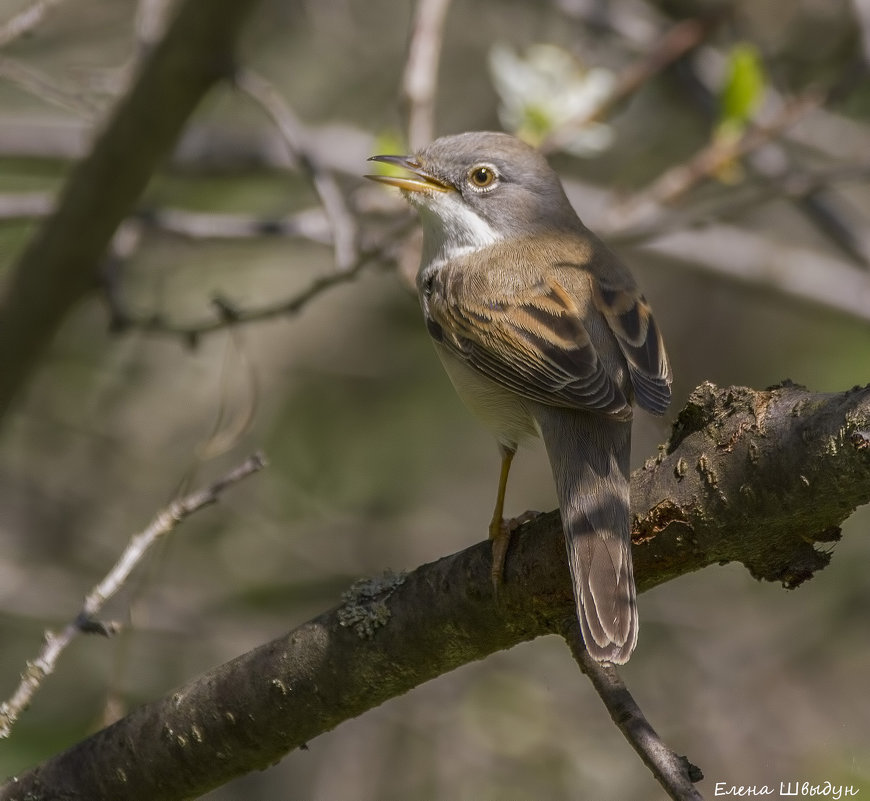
(1, 0), (869, 798)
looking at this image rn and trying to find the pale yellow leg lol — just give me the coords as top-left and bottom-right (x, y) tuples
(489, 445), (515, 594)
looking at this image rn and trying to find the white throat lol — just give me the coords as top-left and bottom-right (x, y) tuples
(415, 196), (504, 271)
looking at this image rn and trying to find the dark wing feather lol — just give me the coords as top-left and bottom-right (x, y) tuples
(593, 281), (672, 415)
(426, 272), (632, 419)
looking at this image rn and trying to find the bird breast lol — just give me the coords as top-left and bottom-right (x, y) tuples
(432, 341), (539, 450)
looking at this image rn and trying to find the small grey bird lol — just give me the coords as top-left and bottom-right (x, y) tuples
(367, 131), (671, 663)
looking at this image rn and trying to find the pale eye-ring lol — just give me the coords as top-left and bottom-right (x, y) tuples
(468, 165), (497, 188)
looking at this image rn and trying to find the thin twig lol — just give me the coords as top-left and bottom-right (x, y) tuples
(602, 162), (870, 247)
(150, 205), (332, 242)
(0, 55), (102, 117)
(599, 87), (826, 234)
(643, 0), (870, 270)
(235, 68), (358, 271)
(0, 452), (267, 740)
(400, 0), (453, 149)
(117, 218), (414, 342)
(668, 45), (870, 268)
(562, 621), (704, 801)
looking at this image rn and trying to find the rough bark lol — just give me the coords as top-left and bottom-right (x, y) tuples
(2, 381), (868, 801)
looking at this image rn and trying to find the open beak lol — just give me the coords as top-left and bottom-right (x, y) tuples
(365, 154), (452, 193)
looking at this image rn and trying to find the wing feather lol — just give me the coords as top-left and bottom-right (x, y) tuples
(425, 270), (632, 418)
(593, 282), (672, 415)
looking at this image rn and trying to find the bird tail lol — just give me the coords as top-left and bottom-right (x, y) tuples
(533, 408), (637, 663)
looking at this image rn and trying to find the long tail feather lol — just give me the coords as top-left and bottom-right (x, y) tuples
(532, 406), (636, 663)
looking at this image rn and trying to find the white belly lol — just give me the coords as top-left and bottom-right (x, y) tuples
(433, 342), (539, 450)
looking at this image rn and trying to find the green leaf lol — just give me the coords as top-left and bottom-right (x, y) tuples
(719, 44), (766, 126)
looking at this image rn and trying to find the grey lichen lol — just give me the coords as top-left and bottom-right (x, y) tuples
(337, 570), (407, 638)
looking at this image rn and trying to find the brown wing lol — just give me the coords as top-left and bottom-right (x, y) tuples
(593, 280), (672, 415)
(424, 270), (632, 419)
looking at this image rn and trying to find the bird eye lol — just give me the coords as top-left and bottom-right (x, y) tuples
(468, 165), (496, 188)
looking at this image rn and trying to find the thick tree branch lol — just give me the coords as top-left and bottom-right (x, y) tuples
(2, 381), (868, 800)
(0, 0), (264, 424)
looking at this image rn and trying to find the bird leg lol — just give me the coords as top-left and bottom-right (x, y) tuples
(488, 444), (516, 594)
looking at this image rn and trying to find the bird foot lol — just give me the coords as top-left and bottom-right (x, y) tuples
(489, 510), (541, 596)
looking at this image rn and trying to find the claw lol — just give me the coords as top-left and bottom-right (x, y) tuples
(489, 510), (542, 597)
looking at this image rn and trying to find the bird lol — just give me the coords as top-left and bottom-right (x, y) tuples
(366, 131), (671, 663)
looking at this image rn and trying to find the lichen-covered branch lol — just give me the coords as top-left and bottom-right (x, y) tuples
(2, 381), (868, 801)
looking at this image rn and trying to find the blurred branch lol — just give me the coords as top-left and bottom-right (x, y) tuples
(560, 0), (870, 268)
(146, 205), (332, 242)
(0, 117), (376, 173)
(0, 55), (102, 116)
(0, 192), (333, 244)
(0, 191), (54, 219)
(0, 0), (66, 49)
(564, 622), (703, 801)
(608, 163), (870, 258)
(135, 0), (173, 52)
(0, 0), (265, 427)
(0, 452), (267, 741)
(658, 7), (870, 267)
(599, 87), (826, 233)
(630, 223), (870, 325)
(4, 381), (868, 800)
(853, 0), (870, 65)
(605, 162), (870, 248)
(235, 68), (359, 271)
(401, 0), (453, 149)
(109, 219), (414, 343)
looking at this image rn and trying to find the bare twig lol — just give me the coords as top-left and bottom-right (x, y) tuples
(562, 621), (703, 801)
(0, 452), (267, 740)
(115, 220), (412, 342)
(599, 88), (827, 234)
(401, 0), (453, 149)
(0, 56), (102, 117)
(147, 205), (332, 242)
(0, 0), (66, 49)
(667, 41), (870, 268)
(235, 68), (358, 271)
(602, 162), (870, 247)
